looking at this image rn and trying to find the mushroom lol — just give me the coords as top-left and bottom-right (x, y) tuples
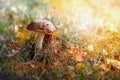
(27, 19), (56, 51)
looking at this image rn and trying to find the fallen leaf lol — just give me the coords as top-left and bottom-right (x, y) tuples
(93, 64), (99, 70)
(104, 46), (113, 58)
(16, 28), (29, 42)
(114, 54), (120, 61)
(14, 60), (45, 75)
(98, 64), (111, 71)
(76, 63), (85, 69)
(67, 65), (74, 70)
(93, 64), (111, 71)
(87, 52), (94, 60)
(75, 51), (87, 62)
(52, 29), (59, 37)
(106, 58), (120, 69)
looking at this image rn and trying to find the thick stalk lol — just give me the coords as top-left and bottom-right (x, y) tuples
(36, 33), (45, 51)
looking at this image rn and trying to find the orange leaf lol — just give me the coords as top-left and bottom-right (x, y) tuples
(16, 28), (29, 42)
(98, 64), (111, 71)
(93, 64), (99, 70)
(87, 52), (94, 59)
(114, 54), (120, 61)
(106, 58), (120, 69)
(52, 29), (59, 37)
(93, 64), (111, 71)
(76, 63), (85, 69)
(104, 46), (113, 58)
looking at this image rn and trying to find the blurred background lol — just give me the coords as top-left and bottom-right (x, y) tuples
(0, 0), (120, 50)
(0, 0), (120, 37)
(0, 0), (120, 79)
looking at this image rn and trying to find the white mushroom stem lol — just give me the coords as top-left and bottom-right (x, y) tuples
(36, 33), (45, 51)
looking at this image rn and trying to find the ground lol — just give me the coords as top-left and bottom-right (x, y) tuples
(0, 0), (120, 80)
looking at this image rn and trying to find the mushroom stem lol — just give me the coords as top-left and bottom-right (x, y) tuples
(36, 33), (45, 51)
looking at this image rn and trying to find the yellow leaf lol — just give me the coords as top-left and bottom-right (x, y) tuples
(16, 28), (29, 42)
(106, 58), (120, 69)
(104, 46), (113, 58)
(76, 63), (85, 69)
(52, 29), (59, 37)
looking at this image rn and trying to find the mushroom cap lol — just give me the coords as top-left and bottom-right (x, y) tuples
(27, 19), (56, 33)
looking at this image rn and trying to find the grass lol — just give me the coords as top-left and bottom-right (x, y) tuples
(0, 0), (120, 80)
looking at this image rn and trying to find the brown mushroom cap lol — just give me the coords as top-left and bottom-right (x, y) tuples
(27, 19), (56, 33)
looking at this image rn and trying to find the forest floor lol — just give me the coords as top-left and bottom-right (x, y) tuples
(0, 0), (120, 80)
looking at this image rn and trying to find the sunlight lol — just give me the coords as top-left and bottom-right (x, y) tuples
(46, 0), (120, 33)
(0, 0), (120, 79)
